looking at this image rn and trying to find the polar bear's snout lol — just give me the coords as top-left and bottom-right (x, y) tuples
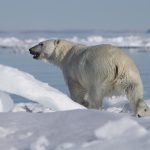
(29, 44), (42, 59)
(29, 48), (40, 59)
(29, 40), (57, 61)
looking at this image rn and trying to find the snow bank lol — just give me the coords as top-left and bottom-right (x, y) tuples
(0, 110), (150, 150)
(0, 64), (85, 111)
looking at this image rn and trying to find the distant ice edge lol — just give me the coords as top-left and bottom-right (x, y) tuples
(0, 64), (85, 112)
(0, 35), (150, 53)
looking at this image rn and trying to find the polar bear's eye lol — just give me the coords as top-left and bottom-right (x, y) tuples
(39, 43), (43, 46)
(144, 109), (147, 112)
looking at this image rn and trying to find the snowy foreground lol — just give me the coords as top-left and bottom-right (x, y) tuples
(0, 64), (150, 150)
(0, 110), (150, 150)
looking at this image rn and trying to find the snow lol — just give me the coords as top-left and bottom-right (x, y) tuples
(0, 110), (150, 150)
(0, 64), (85, 111)
(95, 118), (148, 140)
(12, 102), (53, 113)
(0, 91), (14, 112)
(0, 126), (16, 138)
(0, 63), (150, 149)
(30, 136), (50, 150)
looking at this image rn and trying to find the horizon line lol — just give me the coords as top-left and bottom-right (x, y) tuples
(0, 28), (148, 33)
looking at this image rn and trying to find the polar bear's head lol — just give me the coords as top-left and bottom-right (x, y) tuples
(29, 39), (59, 61)
(29, 39), (75, 66)
(136, 100), (150, 117)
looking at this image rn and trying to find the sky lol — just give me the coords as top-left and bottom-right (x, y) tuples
(0, 0), (150, 31)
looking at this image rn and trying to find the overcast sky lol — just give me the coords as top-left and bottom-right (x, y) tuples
(0, 0), (150, 31)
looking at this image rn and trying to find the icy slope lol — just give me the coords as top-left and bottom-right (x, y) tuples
(0, 64), (85, 111)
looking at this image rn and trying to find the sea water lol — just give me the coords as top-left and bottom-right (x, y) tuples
(0, 30), (150, 103)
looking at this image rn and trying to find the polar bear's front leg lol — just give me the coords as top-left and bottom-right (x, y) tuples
(125, 82), (150, 117)
(67, 79), (88, 107)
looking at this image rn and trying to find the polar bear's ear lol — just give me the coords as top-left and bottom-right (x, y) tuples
(54, 39), (60, 45)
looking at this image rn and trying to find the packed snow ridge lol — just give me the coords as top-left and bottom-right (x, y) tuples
(0, 64), (85, 112)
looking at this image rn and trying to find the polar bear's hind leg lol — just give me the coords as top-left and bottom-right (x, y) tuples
(67, 79), (88, 107)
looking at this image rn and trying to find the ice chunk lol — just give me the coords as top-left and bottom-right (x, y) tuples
(0, 64), (85, 111)
(0, 91), (14, 112)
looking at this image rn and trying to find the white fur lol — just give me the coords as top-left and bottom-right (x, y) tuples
(29, 39), (150, 117)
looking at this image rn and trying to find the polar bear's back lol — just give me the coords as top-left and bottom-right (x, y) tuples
(85, 44), (129, 62)
(66, 44), (142, 89)
(82, 44), (135, 71)
(91, 45), (139, 74)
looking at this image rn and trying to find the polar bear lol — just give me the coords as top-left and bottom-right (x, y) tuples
(29, 39), (150, 117)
